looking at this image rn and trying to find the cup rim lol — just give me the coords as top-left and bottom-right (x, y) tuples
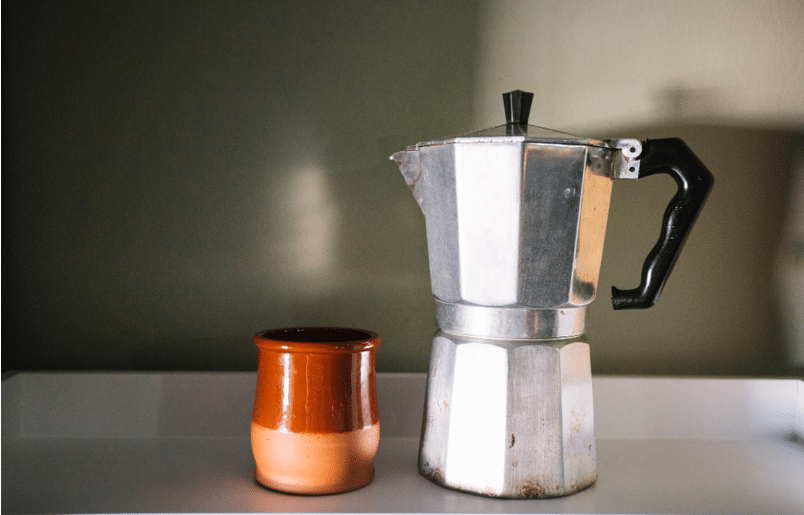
(253, 327), (380, 353)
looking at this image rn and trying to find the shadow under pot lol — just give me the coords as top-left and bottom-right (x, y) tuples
(251, 327), (380, 495)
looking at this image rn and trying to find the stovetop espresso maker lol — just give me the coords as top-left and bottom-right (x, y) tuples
(391, 91), (713, 498)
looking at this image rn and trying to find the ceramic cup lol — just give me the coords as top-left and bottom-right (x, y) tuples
(251, 327), (380, 494)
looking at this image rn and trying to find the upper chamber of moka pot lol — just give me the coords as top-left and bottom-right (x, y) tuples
(391, 91), (634, 313)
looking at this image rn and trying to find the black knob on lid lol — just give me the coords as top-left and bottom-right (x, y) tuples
(503, 90), (534, 125)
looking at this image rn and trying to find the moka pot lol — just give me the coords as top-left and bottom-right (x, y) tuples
(391, 90), (713, 498)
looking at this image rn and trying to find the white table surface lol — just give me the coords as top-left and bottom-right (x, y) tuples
(3, 372), (803, 514)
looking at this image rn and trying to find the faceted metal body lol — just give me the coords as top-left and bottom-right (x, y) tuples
(418, 331), (596, 498)
(392, 110), (711, 498)
(394, 139), (615, 311)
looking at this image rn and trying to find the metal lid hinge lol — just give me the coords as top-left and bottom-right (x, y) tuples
(609, 139), (643, 179)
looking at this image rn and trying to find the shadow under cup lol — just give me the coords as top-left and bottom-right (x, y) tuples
(251, 327), (380, 495)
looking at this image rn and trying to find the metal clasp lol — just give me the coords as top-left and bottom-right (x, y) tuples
(609, 139), (643, 179)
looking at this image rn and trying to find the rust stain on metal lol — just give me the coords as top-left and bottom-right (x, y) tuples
(391, 151), (422, 193)
(407, 172), (421, 192)
(419, 462), (445, 486)
(517, 477), (562, 499)
(483, 485), (500, 496)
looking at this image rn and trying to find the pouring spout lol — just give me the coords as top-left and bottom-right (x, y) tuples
(390, 149), (424, 210)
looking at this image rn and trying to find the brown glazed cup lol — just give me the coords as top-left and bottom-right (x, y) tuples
(251, 327), (380, 494)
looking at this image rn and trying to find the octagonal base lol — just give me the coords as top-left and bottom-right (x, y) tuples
(418, 330), (596, 498)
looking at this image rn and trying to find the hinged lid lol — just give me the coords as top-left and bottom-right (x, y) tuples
(409, 90), (608, 149)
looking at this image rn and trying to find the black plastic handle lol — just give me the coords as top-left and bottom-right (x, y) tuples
(611, 138), (714, 310)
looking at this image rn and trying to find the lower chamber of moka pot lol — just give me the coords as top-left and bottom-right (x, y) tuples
(418, 330), (597, 499)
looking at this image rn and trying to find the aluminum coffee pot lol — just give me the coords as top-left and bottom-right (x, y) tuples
(391, 90), (713, 498)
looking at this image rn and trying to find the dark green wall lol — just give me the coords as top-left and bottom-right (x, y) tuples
(4, 1), (481, 371)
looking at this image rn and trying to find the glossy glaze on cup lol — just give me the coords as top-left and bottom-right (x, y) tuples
(251, 327), (380, 494)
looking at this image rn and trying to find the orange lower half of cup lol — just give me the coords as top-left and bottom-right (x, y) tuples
(251, 422), (380, 495)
